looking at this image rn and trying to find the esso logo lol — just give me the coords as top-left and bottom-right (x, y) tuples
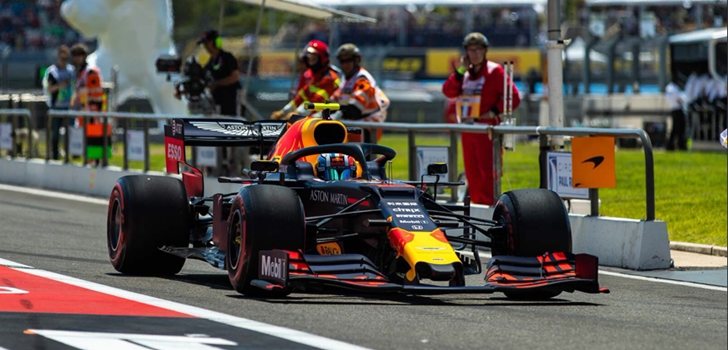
(167, 144), (183, 160)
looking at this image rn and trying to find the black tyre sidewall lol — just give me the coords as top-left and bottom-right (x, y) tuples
(492, 189), (572, 257)
(106, 175), (190, 275)
(227, 185), (305, 295)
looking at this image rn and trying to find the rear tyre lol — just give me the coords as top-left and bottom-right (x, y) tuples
(107, 175), (190, 275)
(227, 185), (305, 296)
(491, 189), (571, 300)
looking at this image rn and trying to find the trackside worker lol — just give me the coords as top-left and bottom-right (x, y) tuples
(332, 43), (389, 143)
(442, 32), (521, 205)
(271, 40), (340, 120)
(70, 43), (104, 114)
(69, 43), (109, 162)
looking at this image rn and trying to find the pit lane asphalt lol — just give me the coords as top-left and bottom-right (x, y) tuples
(1, 187), (726, 350)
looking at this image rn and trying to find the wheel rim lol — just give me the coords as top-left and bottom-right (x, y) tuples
(228, 210), (243, 270)
(109, 197), (122, 253)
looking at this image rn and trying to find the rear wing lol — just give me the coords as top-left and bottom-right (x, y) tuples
(164, 118), (286, 174)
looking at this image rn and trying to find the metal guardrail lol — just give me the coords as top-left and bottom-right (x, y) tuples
(344, 120), (656, 221)
(0, 108), (656, 221)
(47, 110), (178, 171)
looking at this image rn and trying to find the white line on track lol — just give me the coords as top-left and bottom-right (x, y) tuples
(0, 184), (108, 205)
(2, 183), (726, 293)
(0, 257), (370, 350)
(599, 270), (727, 292)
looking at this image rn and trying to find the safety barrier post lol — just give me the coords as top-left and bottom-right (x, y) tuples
(45, 114), (51, 162)
(10, 112), (17, 158)
(143, 119), (150, 172)
(102, 117), (109, 167)
(122, 118), (128, 170)
(448, 130), (459, 202)
(492, 132), (503, 199)
(81, 116), (87, 165)
(63, 116), (70, 164)
(407, 129), (416, 181)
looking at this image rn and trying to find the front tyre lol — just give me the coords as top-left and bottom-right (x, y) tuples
(227, 185), (305, 296)
(107, 175), (190, 275)
(491, 189), (572, 300)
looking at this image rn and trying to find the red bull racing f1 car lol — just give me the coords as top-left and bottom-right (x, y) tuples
(106, 103), (608, 300)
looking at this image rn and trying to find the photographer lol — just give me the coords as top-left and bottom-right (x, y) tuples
(197, 30), (241, 116)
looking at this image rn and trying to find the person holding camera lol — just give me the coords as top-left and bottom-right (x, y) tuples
(442, 32), (521, 205)
(197, 30), (241, 116)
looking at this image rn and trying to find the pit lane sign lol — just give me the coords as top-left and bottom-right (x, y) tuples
(547, 152), (588, 199)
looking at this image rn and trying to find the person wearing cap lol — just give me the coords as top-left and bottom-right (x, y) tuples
(271, 39), (340, 120)
(198, 29), (241, 116)
(331, 43), (389, 143)
(69, 42), (108, 164)
(69, 43), (103, 113)
(442, 32), (521, 205)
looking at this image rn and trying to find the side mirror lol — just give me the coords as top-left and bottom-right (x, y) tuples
(251, 160), (279, 172)
(427, 163), (448, 176)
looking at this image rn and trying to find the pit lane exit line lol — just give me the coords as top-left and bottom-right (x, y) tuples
(0, 258), (369, 350)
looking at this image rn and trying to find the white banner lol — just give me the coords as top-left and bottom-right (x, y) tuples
(547, 152), (588, 199)
(196, 147), (217, 167)
(125, 130), (146, 161)
(416, 146), (449, 180)
(0, 123), (11, 151)
(68, 127), (84, 157)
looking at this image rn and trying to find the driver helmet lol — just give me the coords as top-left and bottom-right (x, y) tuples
(316, 153), (357, 181)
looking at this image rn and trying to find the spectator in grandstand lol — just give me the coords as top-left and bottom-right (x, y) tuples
(331, 43), (389, 143)
(42, 44), (73, 159)
(270, 40), (340, 120)
(442, 32), (521, 205)
(69, 43), (103, 113)
(665, 78), (688, 151)
(198, 29), (241, 116)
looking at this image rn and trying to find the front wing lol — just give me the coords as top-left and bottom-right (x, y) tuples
(251, 250), (609, 296)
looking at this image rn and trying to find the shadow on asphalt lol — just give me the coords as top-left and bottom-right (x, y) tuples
(225, 292), (603, 307)
(105, 272), (234, 291)
(104, 271), (603, 307)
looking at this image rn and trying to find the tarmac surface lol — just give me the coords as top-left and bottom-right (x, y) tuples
(1, 184), (726, 349)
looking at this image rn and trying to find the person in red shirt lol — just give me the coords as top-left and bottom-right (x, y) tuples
(442, 32), (521, 205)
(271, 40), (340, 120)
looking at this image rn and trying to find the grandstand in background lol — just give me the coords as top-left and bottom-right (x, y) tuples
(1, 0), (84, 89)
(1, 0), (725, 95)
